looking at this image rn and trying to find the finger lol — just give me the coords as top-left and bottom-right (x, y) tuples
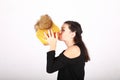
(55, 32), (58, 39)
(48, 30), (51, 37)
(44, 32), (48, 39)
(50, 29), (54, 37)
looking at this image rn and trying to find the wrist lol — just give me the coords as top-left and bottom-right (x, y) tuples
(49, 45), (56, 51)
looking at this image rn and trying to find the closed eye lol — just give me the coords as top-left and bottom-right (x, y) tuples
(61, 29), (65, 32)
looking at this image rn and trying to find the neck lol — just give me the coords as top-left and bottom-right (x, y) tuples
(65, 40), (75, 48)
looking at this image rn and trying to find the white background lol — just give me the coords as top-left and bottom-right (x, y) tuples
(0, 0), (120, 80)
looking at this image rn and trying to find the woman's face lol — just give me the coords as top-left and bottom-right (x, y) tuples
(59, 23), (74, 41)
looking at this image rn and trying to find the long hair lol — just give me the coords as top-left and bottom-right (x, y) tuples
(64, 21), (90, 62)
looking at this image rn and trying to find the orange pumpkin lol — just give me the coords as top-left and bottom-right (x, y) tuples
(34, 14), (60, 45)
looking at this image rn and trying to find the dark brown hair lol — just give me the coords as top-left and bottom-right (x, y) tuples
(64, 21), (90, 62)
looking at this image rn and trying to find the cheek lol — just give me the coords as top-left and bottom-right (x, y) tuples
(61, 33), (68, 40)
(61, 32), (66, 37)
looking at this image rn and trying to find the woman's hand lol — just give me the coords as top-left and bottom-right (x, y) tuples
(44, 29), (58, 51)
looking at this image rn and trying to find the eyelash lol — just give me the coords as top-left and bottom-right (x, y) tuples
(61, 29), (65, 32)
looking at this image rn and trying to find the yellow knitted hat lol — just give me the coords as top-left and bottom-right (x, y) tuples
(34, 14), (60, 45)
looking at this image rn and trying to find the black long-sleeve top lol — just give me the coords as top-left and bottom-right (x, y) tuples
(47, 43), (85, 80)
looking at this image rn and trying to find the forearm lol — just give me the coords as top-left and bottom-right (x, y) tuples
(47, 50), (56, 73)
(46, 50), (66, 73)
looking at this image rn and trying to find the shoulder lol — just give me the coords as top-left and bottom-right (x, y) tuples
(63, 45), (81, 59)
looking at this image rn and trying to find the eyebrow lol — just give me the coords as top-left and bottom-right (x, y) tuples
(61, 26), (65, 29)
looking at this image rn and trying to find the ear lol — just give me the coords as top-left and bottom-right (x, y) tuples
(71, 32), (76, 38)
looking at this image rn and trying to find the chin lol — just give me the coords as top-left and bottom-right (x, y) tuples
(58, 34), (65, 41)
(59, 38), (64, 42)
(58, 37), (62, 41)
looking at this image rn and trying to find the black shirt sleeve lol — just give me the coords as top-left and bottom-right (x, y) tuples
(47, 50), (66, 73)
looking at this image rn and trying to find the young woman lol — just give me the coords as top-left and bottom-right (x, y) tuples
(44, 21), (90, 80)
